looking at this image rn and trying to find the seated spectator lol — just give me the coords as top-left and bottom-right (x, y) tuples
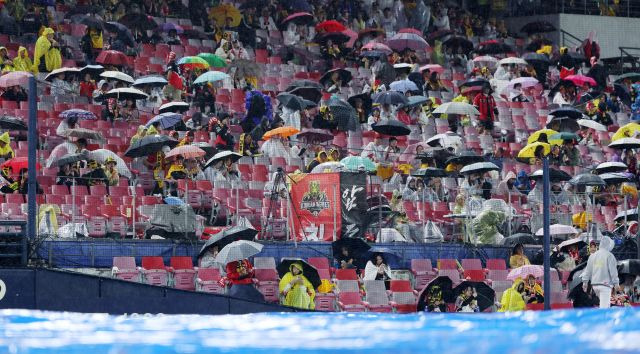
(56, 163), (80, 188)
(279, 262), (316, 310)
(198, 244), (225, 276)
(336, 246), (357, 270)
(237, 133), (259, 157)
(0, 46), (12, 72)
(306, 150), (328, 173)
(2, 85), (28, 102)
(0, 132), (14, 160)
(509, 243), (530, 268)
(12, 47), (35, 74)
(455, 286), (479, 312)
(524, 274), (544, 304)
(165, 29), (181, 45)
(562, 140), (581, 166)
(364, 252), (393, 289)
(225, 259), (264, 302)
(79, 73), (96, 99)
(103, 157), (120, 186)
(495, 171), (517, 196)
(499, 278), (526, 312)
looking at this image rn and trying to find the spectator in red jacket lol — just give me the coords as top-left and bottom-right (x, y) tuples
(473, 85), (496, 135)
(79, 73), (96, 99)
(225, 259), (255, 285)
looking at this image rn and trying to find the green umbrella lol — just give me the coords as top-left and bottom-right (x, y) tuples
(549, 132), (579, 141)
(197, 53), (227, 68)
(340, 156), (376, 172)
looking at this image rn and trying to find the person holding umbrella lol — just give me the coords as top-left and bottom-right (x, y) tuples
(103, 156), (120, 186)
(454, 285), (479, 312)
(582, 236), (620, 308)
(472, 85), (496, 135)
(279, 262), (316, 310)
(524, 274), (544, 304)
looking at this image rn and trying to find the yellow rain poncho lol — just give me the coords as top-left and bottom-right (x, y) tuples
(90, 28), (103, 49)
(499, 278), (526, 312)
(37, 204), (60, 236)
(0, 132), (15, 159)
(279, 262), (316, 309)
(12, 47), (35, 74)
(572, 211), (592, 230)
(130, 125), (148, 145)
(612, 122), (640, 142)
(33, 27), (62, 73)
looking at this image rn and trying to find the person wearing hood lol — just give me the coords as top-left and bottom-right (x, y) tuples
(33, 27), (61, 73)
(513, 170), (531, 195)
(12, 46), (34, 74)
(92, 79), (110, 104)
(0, 132), (14, 161)
(306, 150), (328, 173)
(0, 47), (12, 72)
(279, 262), (316, 310)
(581, 236), (620, 308)
(225, 259), (264, 302)
(261, 135), (293, 159)
(495, 170), (516, 196)
(402, 176), (421, 202)
(524, 274), (544, 304)
(499, 277), (526, 312)
(361, 133), (385, 162)
(509, 243), (530, 269)
(327, 148), (340, 162)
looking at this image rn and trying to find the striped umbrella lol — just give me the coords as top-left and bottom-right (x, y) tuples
(59, 109), (97, 120)
(177, 56), (210, 70)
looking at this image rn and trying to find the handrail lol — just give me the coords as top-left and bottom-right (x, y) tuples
(559, 29), (582, 50)
(0, 220), (28, 266)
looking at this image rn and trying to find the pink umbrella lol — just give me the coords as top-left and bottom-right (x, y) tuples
(507, 77), (539, 89)
(399, 142), (429, 163)
(398, 28), (423, 36)
(343, 29), (358, 49)
(0, 71), (33, 88)
(362, 41), (392, 54)
(165, 145), (206, 159)
(507, 265), (544, 280)
(419, 64), (444, 74)
(386, 32), (429, 51)
(565, 74), (596, 87)
(281, 12), (314, 26)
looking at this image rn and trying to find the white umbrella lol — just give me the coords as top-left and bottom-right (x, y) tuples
(473, 55), (498, 65)
(459, 162), (499, 175)
(577, 119), (607, 132)
(535, 224), (579, 236)
(426, 132), (462, 149)
(214, 240), (263, 265)
(205, 150), (242, 168)
(498, 57), (527, 65)
(88, 149), (132, 178)
(311, 161), (344, 173)
(392, 63), (413, 69)
(432, 102), (480, 116)
(557, 237), (586, 250)
(103, 87), (149, 100)
(609, 138), (640, 150)
(100, 70), (134, 84)
(595, 161), (628, 174)
(507, 76), (539, 89)
(45, 67), (80, 81)
(159, 101), (190, 113)
(615, 209), (637, 222)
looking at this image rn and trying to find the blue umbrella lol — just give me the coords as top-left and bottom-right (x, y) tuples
(158, 22), (184, 33)
(401, 95), (429, 108)
(193, 71), (230, 85)
(133, 75), (168, 87)
(389, 79), (419, 93)
(164, 196), (184, 205)
(145, 112), (183, 129)
(373, 91), (409, 105)
(59, 109), (97, 120)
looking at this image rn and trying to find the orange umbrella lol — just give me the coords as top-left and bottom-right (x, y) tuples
(165, 145), (206, 159)
(209, 4), (241, 27)
(263, 126), (300, 140)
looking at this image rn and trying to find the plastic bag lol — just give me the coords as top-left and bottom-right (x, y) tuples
(423, 221), (444, 243)
(57, 223), (88, 238)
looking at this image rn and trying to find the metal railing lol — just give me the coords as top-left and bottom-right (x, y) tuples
(560, 29), (582, 50)
(0, 221), (28, 266)
(508, 0), (640, 18)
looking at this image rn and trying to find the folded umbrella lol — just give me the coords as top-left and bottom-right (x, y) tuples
(372, 91), (408, 106)
(197, 53), (226, 68)
(609, 137), (640, 150)
(193, 71), (230, 85)
(165, 145), (206, 160)
(277, 258), (321, 289)
(100, 70), (134, 84)
(124, 134), (179, 158)
(59, 109), (97, 121)
(340, 156), (376, 172)
(459, 162), (499, 175)
(387, 32), (429, 51)
(528, 168), (572, 182)
(45, 67), (80, 81)
(432, 102), (480, 116)
(214, 240), (263, 265)
(452, 281), (495, 312)
(159, 101), (190, 114)
(371, 119), (411, 136)
(311, 161), (344, 173)
(595, 161), (628, 174)
(96, 50), (130, 67)
(199, 224), (258, 257)
(145, 112), (183, 130)
(0, 116), (27, 130)
(88, 149), (132, 179)
(133, 75), (168, 87)
(577, 119), (607, 132)
(0, 71), (33, 88)
(204, 150), (242, 169)
(569, 173), (605, 187)
(507, 264), (544, 280)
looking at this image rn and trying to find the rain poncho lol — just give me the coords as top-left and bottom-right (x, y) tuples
(499, 278), (526, 312)
(402, 176), (419, 201)
(260, 138), (293, 159)
(581, 236), (619, 288)
(495, 170), (516, 196)
(33, 28), (62, 73)
(513, 171), (531, 194)
(364, 259), (393, 281)
(281, 106), (301, 131)
(12, 47), (34, 73)
(37, 204), (60, 236)
(279, 262), (315, 310)
(0, 132), (14, 159)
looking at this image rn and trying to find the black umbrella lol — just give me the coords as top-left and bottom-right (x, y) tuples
(452, 281), (495, 312)
(568, 51), (587, 64)
(124, 135), (179, 158)
(550, 107), (583, 119)
(546, 116), (580, 132)
(614, 83), (632, 107)
(332, 238), (371, 260)
(56, 152), (89, 167)
(520, 21), (556, 34)
(372, 91), (408, 106)
(362, 246), (401, 266)
(459, 78), (490, 90)
(547, 79), (576, 99)
(427, 29), (454, 44)
(476, 42), (513, 55)
(118, 13), (157, 31)
(286, 79), (323, 91)
(445, 150), (485, 166)
(523, 52), (551, 65)
(528, 168), (572, 182)
(601, 172), (632, 185)
(417, 276), (454, 311)
(371, 119), (411, 136)
(65, 5), (102, 17)
(315, 32), (350, 45)
(569, 173), (605, 187)
(104, 21), (136, 48)
(502, 233), (537, 246)
(614, 72), (640, 84)
(79, 64), (104, 79)
(277, 258), (321, 289)
(79, 15), (104, 30)
(320, 68), (352, 87)
(412, 167), (447, 178)
(199, 225), (258, 258)
(617, 259), (640, 276)
(277, 93), (306, 111)
(347, 93), (372, 113)
(615, 209), (638, 223)
(525, 38), (553, 52)
(327, 96), (358, 131)
(0, 116), (27, 130)
(192, 142), (217, 160)
(442, 36), (473, 52)
(288, 87), (322, 103)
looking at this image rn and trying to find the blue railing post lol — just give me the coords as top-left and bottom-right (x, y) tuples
(27, 76), (37, 243)
(542, 157), (551, 310)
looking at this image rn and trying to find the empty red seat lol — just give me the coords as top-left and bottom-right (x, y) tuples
(254, 268), (279, 302)
(486, 258), (507, 270)
(337, 292), (366, 312)
(141, 256), (169, 286)
(461, 259), (483, 270)
(196, 268), (225, 294)
(169, 256), (196, 290)
(112, 256), (140, 282)
(335, 268), (358, 281)
(463, 269), (486, 282)
(438, 259), (458, 270)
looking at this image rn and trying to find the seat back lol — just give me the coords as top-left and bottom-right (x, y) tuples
(363, 280), (386, 294)
(438, 259), (458, 270)
(318, 268), (331, 280)
(308, 257), (330, 270)
(487, 269), (509, 281)
(411, 259), (433, 272)
(391, 291), (416, 305)
(338, 291), (362, 305)
(141, 256), (165, 270)
(365, 290), (390, 305)
(390, 280), (412, 293)
(461, 258), (482, 270)
(197, 268), (221, 281)
(438, 269), (461, 283)
(254, 257), (276, 269)
(254, 268), (279, 282)
(170, 256), (193, 270)
(335, 268), (358, 280)
(463, 269), (485, 282)
(486, 258), (506, 270)
(113, 256), (136, 269)
(337, 280), (359, 293)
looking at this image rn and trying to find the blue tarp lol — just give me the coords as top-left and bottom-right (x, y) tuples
(0, 308), (638, 353)
(36, 240), (538, 269)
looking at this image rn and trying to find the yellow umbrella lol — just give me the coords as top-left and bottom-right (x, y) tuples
(263, 126), (300, 140)
(517, 142), (551, 160)
(209, 4), (241, 27)
(612, 122), (640, 142)
(527, 129), (558, 144)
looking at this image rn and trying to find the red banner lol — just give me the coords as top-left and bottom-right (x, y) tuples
(289, 173), (341, 241)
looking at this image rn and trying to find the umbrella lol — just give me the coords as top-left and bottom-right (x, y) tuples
(327, 96), (358, 131)
(358, 28), (386, 41)
(1, 157), (40, 172)
(442, 36), (473, 52)
(124, 135), (179, 158)
(371, 119), (411, 136)
(502, 233), (537, 246)
(419, 64), (445, 74)
(609, 138), (640, 150)
(426, 133), (462, 149)
(133, 75), (168, 87)
(102, 88), (148, 100)
(319, 68), (352, 87)
(612, 122), (640, 141)
(199, 225), (258, 257)
(432, 102), (480, 116)
(277, 258), (321, 289)
(159, 101), (190, 114)
(96, 50), (129, 67)
(287, 79), (323, 91)
(372, 91), (408, 106)
(535, 224), (579, 237)
(459, 162), (499, 175)
(361, 41), (392, 54)
(400, 95), (429, 109)
(363, 246), (401, 265)
(60, 128), (103, 141)
(44, 67), (80, 81)
(547, 79), (576, 99)
(158, 22), (183, 33)
(88, 149), (132, 179)
(193, 71), (230, 85)
(452, 281), (495, 312)
(507, 77), (539, 91)
(528, 129), (558, 144)
(472, 55), (498, 66)
(164, 196), (184, 205)
(192, 142), (216, 159)
(79, 65), (104, 79)
(104, 21), (135, 48)
(332, 238), (371, 260)
(347, 93), (372, 113)
(0, 116), (27, 130)
(59, 109), (97, 121)
(55, 152), (89, 167)
(577, 119), (607, 132)
(507, 264), (544, 280)
(295, 128), (334, 144)
(596, 162), (628, 174)
(311, 161), (344, 173)
(118, 13), (157, 30)
(547, 116), (580, 132)
(499, 57), (527, 66)
(263, 126), (300, 140)
(411, 167), (447, 178)
(522, 52), (551, 64)
(459, 78), (490, 90)
(444, 150), (485, 166)
(565, 74), (596, 87)
(281, 12), (314, 26)
(613, 83), (632, 107)
(614, 72), (640, 84)
(549, 132), (579, 142)
(398, 28), (422, 36)
(399, 142), (429, 163)
(340, 156), (376, 172)
(204, 151), (242, 169)
(100, 70), (134, 84)
(569, 173), (605, 187)
(145, 113), (183, 130)
(558, 238), (587, 252)
(315, 20), (345, 33)
(315, 31), (350, 45)
(197, 53), (226, 68)
(426, 29), (454, 43)
(209, 4), (241, 27)
(387, 32), (429, 51)
(476, 41), (513, 55)
(78, 15), (104, 30)
(517, 142), (550, 160)
(389, 79), (419, 93)
(177, 56), (210, 70)
(360, 50), (385, 58)
(417, 276), (455, 311)
(214, 240), (263, 265)
(165, 145), (206, 160)
(528, 168), (572, 182)
(600, 172), (631, 185)
(617, 259), (640, 276)
(0, 71), (33, 88)
(287, 86), (322, 103)
(520, 21), (556, 34)
(277, 93), (306, 111)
